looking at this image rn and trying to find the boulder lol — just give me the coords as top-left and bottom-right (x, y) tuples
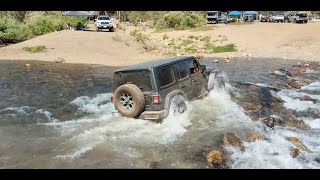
(272, 71), (283, 76)
(212, 59), (219, 63)
(290, 147), (300, 158)
(223, 133), (245, 151)
(206, 149), (226, 168)
(246, 131), (263, 142)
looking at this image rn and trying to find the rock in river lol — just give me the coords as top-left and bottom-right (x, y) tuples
(223, 133), (245, 151)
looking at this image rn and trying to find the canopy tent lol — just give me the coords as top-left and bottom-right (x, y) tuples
(243, 11), (258, 15)
(63, 11), (93, 16)
(228, 11), (241, 16)
(89, 11), (100, 16)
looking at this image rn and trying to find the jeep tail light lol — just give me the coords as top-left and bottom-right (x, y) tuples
(111, 95), (114, 103)
(152, 95), (160, 104)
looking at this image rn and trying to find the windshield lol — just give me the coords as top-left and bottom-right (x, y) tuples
(298, 13), (307, 17)
(98, 16), (110, 20)
(207, 12), (217, 16)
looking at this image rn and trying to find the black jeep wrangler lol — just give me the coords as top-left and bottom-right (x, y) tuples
(111, 56), (221, 121)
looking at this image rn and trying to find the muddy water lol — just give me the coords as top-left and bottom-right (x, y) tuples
(0, 58), (319, 168)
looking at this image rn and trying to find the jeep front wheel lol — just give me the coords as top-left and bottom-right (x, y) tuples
(114, 84), (145, 118)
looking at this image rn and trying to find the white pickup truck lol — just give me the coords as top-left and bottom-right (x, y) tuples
(94, 15), (114, 32)
(268, 15), (285, 23)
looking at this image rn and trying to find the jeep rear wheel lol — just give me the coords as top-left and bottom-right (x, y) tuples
(114, 84), (145, 118)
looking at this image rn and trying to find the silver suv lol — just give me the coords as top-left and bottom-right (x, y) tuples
(286, 12), (308, 23)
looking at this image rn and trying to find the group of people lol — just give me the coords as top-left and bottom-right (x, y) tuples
(66, 22), (86, 31)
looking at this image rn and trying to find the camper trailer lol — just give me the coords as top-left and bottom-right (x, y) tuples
(206, 11), (227, 24)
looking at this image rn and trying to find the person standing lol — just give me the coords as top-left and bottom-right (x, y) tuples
(115, 17), (120, 30)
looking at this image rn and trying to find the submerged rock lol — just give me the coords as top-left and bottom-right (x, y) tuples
(223, 133), (245, 151)
(298, 96), (318, 104)
(284, 119), (311, 131)
(290, 147), (300, 158)
(243, 102), (262, 111)
(246, 131), (263, 142)
(287, 137), (311, 153)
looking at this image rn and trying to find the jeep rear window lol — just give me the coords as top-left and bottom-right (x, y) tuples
(177, 62), (188, 79)
(158, 66), (175, 88)
(114, 70), (152, 91)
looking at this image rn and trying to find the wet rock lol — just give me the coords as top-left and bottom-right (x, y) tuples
(261, 116), (284, 129)
(196, 55), (204, 61)
(223, 133), (245, 151)
(284, 119), (311, 131)
(287, 67), (305, 76)
(25, 64), (31, 67)
(149, 162), (161, 168)
(272, 71), (283, 76)
(212, 59), (219, 63)
(297, 96), (317, 104)
(206, 149), (227, 168)
(294, 108), (320, 119)
(287, 137), (311, 153)
(272, 152), (279, 156)
(315, 158), (320, 163)
(224, 56), (230, 60)
(243, 102), (262, 111)
(271, 102), (284, 109)
(303, 64), (310, 68)
(248, 85), (261, 92)
(288, 81), (302, 89)
(246, 131), (263, 142)
(290, 147), (300, 158)
(55, 57), (65, 63)
(225, 60), (230, 63)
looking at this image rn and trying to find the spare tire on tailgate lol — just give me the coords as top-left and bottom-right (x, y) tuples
(114, 84), (145, 118)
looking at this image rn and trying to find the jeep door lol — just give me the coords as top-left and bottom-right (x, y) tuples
(156, 65), (178, 109)
(187, 59), (207, 99)
(175, 62), (193, 100)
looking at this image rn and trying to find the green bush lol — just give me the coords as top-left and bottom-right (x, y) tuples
(156, 11), (206, 30)
(22, 45), (47, 53)
(1, 13), (69, 44)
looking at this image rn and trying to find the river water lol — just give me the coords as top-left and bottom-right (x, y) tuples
(0, 58), (319, 168)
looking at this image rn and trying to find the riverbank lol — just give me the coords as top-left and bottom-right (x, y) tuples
(0, 22), (320, 66)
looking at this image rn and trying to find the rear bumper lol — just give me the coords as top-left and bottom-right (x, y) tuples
(97, 25), (113, 29)
(112, 109), (168, 121)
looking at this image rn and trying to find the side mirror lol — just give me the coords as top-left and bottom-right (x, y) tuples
(200, 65), (206, 73)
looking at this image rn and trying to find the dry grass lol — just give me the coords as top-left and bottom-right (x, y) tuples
(190, 26), (214, 32)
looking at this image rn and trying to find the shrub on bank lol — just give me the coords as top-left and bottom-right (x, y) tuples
(0, 12), (86, 44)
